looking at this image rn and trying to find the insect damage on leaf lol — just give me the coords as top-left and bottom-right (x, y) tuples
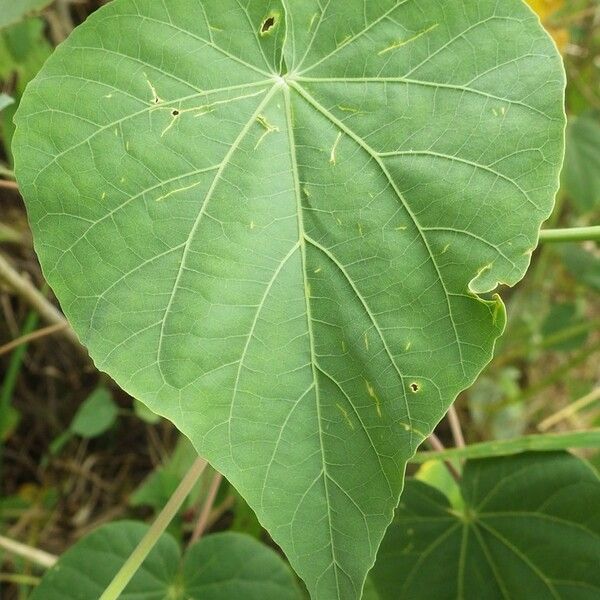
(261, 14), (277, 35)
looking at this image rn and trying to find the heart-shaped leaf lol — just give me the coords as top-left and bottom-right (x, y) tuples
(370, 452), (600, 599)
(31, 522), (302, 600)
(13, 1), (565, 597)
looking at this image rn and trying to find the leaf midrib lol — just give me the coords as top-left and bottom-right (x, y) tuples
(283, 82), (348, 599)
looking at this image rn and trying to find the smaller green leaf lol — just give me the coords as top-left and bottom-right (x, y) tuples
(31, 522), (302, 600)
(371, 452), (600, 600)
(541, 302), (589, 351)
(0, 0), (53, 29)
(411, 429), (600, 463)
(183, 532), (301, 599)
(70, 386), (118, 438)
(563, 112), (600, 214)
(560, 245), (600, 292)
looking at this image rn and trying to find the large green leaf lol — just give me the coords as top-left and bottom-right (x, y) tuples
(12, 1), (565, 597)
(371, 452), (600, 599)
(31, 522), (301, 599)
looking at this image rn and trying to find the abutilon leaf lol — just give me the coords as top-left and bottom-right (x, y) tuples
(13, 1), (565, 597)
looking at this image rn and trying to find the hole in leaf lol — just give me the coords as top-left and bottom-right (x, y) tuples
(261, 16), (276, 35)
(172, 110), (180, 116)
(410, 382), (420, 393)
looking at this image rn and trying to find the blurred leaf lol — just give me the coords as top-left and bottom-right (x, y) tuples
(0, 18), (52, 85)
(133, 398), (161, 424)
(527, 0), (565, 20)
(0, 17), (52, 163)
(560, 245), (600, 292)
(371, 452), (600, 599)
(230, 489), (263, 540)
(0, 405), (20, 441)
(130, 436), (201, 512)
(0, 0), (54, 29)
(31, 522), (302, 600)
(468, 368), (525, 439)
(70, 386), (118, 438)
(526, 0), (569, 50)
(563, 113), (600, 214)
(542, 302), (589, 351)
(0, 93), (14, 111)
(412, 429), (600, 463)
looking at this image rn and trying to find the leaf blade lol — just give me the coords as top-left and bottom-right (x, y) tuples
(13, 1), (566, 598)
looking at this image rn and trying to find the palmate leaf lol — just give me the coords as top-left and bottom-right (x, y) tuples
(12, 1), (565, 598)
(31, 522), (302, 599)
(370, 452), (600, 599)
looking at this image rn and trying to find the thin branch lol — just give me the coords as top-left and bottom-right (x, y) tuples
(0, 322), (68, 357)
(189, 472), (223, 545)
(0, 534), (57, 569)
(100, 457), (208, 600)
(0, 252), (81, 349)
(427, 433), (460, 481)
(539, 387), (600, 431)
(0, 164), (15, 179)
(447, 405), (466, 448)
(0, 179), (19, 191)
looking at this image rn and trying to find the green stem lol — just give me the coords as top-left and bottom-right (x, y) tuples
(539, 226), (600, 243)
(412, 429), (600, 463)
(100, 456), (208, 600)
(0, 164), (15, 179)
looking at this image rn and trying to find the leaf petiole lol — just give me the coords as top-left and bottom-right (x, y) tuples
(100, 456), (208, 600)
(539, 226), (600, 243)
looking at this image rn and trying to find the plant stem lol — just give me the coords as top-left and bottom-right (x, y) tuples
(0, 573), (41, 586)
(189, 471), (223, 545)
(0, 224), (23, 245)
(447, 405), (465, 448)
(413, 429), (600, 463)
(0, 309), (38, 489)
(0, 252), (81, 348)
(100, 456), (208, 600)
(539, 226), (600, 243)
(426, 433), (460, 481)
(0, 179), (19, 191)
(0, 535), (57, 569)
(539, 387), (600, 431)
(0, 164), (15, 179)
(0, 322), (68, 357)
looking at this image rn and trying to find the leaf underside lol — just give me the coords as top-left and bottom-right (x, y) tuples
(13, 1), (565, 598)
(371, 452), (600, 599)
